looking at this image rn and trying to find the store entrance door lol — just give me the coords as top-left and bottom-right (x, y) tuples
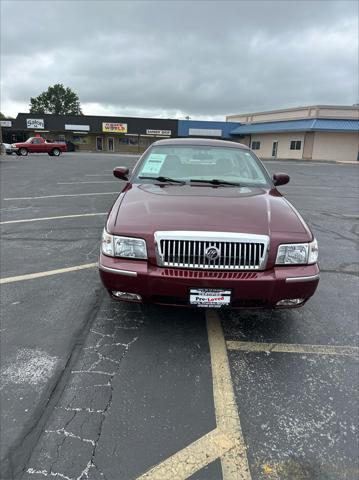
(108, 137), (114, 152)
(272, 141), (278, 158)
(96, 137), (103, 151)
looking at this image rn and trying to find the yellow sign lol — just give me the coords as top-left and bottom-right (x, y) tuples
(102, 122), (127, 133)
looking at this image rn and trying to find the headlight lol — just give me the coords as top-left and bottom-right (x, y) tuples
(101, 229), (147, 259)
(276, 239), (318, 265)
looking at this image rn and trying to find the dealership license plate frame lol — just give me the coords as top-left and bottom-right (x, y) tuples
(189, 288), (232, 308)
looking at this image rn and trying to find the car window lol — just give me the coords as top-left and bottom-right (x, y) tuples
(134, 145), (270, 186)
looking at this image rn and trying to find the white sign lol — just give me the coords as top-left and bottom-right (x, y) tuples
(189, 288), (231, 307)
(188, 128), (222, 137)
(146, 129), (171, 136)
(0, 120), (12, 127)
(65, 124), (90, 131)
(27, 118), (44, 129)
(141, 153), (167, 175)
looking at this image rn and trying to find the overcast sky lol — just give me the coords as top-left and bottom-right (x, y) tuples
(0, 0), (358, 120)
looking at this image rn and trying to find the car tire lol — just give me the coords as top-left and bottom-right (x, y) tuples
(51, 148), (61, 156)
(19, 148), (28, 156)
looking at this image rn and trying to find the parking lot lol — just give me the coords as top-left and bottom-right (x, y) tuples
(0, 152), (358, 480)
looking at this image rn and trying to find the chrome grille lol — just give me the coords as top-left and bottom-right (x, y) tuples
(155, 231), (269, 270)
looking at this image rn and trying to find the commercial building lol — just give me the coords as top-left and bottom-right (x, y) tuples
(227, 105), (359, 162)
(1, 114), (243, 154)
(1, 105), (358, 161)
(0, 113), (179, 154)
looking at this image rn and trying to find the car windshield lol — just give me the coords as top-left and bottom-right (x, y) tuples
(25, 138), (34, 143)
(133, 145), (271, 187)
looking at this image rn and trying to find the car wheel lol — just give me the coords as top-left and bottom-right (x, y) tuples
(19, 148), (28, 156)
(52, 148), (61, 156)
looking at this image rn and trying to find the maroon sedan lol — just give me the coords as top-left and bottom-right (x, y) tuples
(99, 138), (319, 309)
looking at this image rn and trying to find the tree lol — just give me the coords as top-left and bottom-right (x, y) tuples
(29, 84), (83, 115)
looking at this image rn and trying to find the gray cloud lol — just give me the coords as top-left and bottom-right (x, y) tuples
(1, 0), (358, 118)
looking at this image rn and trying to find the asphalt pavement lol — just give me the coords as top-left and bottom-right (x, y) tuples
(0, 152), (358, 480)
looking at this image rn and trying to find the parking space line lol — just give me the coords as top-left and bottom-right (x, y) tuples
(0, 263), (97, 284)
(3, 192), (119, 201)
(206, 310), (251, 479)
(0, 212), (107, 225)
(136, 311), (251, 480)
(137, 429), (234, 479)
(226, 341), (359, 358)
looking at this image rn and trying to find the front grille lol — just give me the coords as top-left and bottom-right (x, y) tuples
(155, 232), (269, 271)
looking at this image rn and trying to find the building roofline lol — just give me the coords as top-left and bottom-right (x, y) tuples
(15, 112), (177, 122)
(226, 104), (359, 119)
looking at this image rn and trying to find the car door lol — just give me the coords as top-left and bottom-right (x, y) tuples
(30, 138), (43, 152)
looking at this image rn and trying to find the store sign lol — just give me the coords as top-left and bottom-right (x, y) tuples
(0, 120), (12, 127)
(65, 124), (90, 131)
(102, 122), (127, 133)
(27, 118), (44, 129)
(146, 129), (171, 136)
(188, 128), (222, 137)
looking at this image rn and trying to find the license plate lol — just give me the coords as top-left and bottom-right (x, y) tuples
(189, 288), (231, 308)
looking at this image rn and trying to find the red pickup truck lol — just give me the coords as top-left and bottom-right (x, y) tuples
(12, 137), (67, 156)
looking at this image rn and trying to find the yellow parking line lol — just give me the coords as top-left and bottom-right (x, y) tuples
(137, 429), (234, 480)
(206, 310), (251, 479)
(0, 213), (107, 225)
(0, 263), (97, 284)
(226, 341), (359, 358)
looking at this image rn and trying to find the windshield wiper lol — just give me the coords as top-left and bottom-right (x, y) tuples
(189, 178), (241, 186)
(138, 176), (185, 184)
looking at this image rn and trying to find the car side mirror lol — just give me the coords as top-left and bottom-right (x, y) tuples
(273, 173), (290, 186)
(113, 167), (129, 181)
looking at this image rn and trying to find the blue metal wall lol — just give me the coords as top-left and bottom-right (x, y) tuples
(177, 120), (241, 139)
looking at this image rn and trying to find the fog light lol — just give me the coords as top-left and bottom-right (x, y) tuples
(276, 298), (305, 306)
(111, 291), (142, 302)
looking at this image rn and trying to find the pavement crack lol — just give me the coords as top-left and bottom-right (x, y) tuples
(45, 428), (96, 446)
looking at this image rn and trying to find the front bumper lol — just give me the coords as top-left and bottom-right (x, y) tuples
(99, 253), (319, 308)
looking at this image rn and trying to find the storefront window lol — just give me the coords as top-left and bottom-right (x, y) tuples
(119, 136), (138, 145)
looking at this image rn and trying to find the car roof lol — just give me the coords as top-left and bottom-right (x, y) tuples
(152, 137), (249, 149)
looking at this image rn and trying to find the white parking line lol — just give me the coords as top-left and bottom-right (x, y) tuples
(0, 213), (107, 225)
(3, 192), (119, 201)
(0, 263), (97, 284)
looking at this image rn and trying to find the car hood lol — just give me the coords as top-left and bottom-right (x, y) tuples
(107, 183), (312, 243)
